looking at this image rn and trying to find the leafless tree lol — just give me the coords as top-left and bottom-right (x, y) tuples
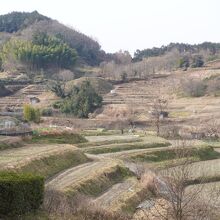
(138, 141), (220, 220)
(150, 97), (168, 136)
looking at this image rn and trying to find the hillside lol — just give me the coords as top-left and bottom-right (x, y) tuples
(0, 11), (106, 71)
(134, 42), (220, 62)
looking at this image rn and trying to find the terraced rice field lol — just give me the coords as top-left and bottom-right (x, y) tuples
(0, 84), (47, 110)
(186, 181), (220, 207)
(0, 131), (219, 217)
(0, 144), (77, 169)
(93, 177), (144, 212)
(46, 159), (125, 195)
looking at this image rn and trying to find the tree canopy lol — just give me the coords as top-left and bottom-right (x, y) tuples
(60, 81), (103, 118)
(133, 42), (220, 62)
(0, 11), (49, 33)
(1, 33), (77, 70)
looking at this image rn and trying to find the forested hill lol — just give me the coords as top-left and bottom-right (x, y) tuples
(0, 11), (50, 33)
(134, 42), (220, 62)
(0, 11), (106, 67)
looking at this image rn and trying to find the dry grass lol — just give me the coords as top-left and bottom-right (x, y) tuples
(46, 159), (131, 197)
(85, 134), (140, 142)
(0, 144), (76, 169)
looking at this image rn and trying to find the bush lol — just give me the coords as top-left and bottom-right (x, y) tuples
(23, 104), (41, 123)
(181, 79), (207, 97)
(60, 81), (102, 118)
(179, 56), (190, 69)
(0, 172), (44, 216)
(41, 108), (53, 116)
(191, 55), (204, 68)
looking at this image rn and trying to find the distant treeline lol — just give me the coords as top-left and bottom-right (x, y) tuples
(133, 42), (220, 62)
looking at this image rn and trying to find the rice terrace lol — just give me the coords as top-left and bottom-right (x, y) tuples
(0, 3), (220, 220)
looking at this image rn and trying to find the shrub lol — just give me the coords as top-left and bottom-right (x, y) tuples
(181, 79), (207, 97)
(179, 56), (190, 69)
(41, 108), (53, 116)
(0, 172), (44, 216)
(52, 101), (63, 109)
(23, 104), (41, 123)
(60, 81), (102, 118)
(191, 55), (204, 68)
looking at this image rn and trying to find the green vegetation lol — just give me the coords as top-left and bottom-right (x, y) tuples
(66, 77), (113, 95)
(191, 55), (204, 68)
(0, 11), (49, 33)
(23, 104), (41, 123)
(133, 42), (220, 62)
(84, 142), (169, 154)
(41, 108), (53, 116)
(81, 129), (122, 136)
(129, 146), (220, 163)
(0, 11), (107, 66)
(0, 140), (23, 151)
(1, 33), (77, 70)
(29, 133), (87, 144)
(0, 172), (44, 216)
(77, 138), (142, 148)
(18, 150), (89, 178)
(60, 81), (102, 118)
(179, 56), (190, 69)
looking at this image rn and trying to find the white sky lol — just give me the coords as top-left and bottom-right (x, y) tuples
(1, 0), (220, 54)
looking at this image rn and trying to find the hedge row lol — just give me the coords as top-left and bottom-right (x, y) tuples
(0, 172), (44, 216)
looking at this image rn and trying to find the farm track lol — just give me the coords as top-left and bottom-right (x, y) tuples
(46, 158), (119, 192)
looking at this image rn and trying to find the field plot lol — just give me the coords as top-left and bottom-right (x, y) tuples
(46, 159), (131, 196)
(189, 159), (220, 181)
(161, 158), (220, 182)
(85, 134), (140, 142)
(186, 181), (220, 207)
(0, 144), (89, 178)
(83, 135), (170, 154)
(93, 177), (146, 213)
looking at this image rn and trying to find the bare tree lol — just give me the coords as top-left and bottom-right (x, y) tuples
(138, 141), (220, 220)
(150, 97), (168, 136)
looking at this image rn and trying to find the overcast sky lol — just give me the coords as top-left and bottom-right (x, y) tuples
(1, 0), (220, 54)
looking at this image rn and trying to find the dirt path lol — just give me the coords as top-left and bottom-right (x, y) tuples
(0, 144), (76, 169)
(85, 135), (140, 142)
(46, 158), (119, 192)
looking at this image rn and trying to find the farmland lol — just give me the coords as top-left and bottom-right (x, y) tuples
(0, 10), (219, 219)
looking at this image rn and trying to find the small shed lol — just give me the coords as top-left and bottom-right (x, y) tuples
(159, 111), (169, 119)
(29, 97), (40, 105)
